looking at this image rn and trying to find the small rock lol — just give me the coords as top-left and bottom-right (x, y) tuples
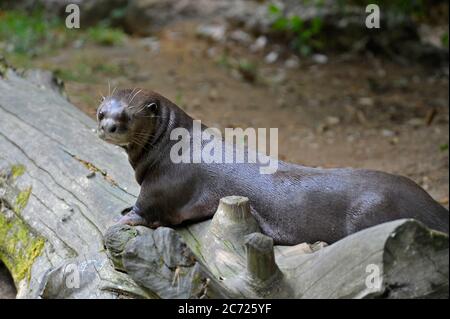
(358, 97), (374, 107)
(72, 39), (84, 49)
(229, 30), (252, 45)
(139, 37), (160, 53)
(265, 51), (279, 64)
(326, 116), (340, 126)
(389, 137), (399, 145)
(407, 118), (424, 127)
(347, 135), (356, 143)
(284, 56), (300, 69)
(312, 54), (328, 64)
(421, 176), (431, 191)
(209, 89), (219, 101)
(86, 171), (96, 179)
(381, 129), (395, 137)
(418, 24), (448, 49)
(250, 36), (268, 52)
(196, 24), (226, 43)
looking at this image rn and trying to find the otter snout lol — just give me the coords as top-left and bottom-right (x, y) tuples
(100, 119), (118, 134)
(97, 117), (128, 145)
(96, 99), (130, 145)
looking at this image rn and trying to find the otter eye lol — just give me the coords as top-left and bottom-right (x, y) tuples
(98, 111), (105, 120)
(147, 102), (158, 113)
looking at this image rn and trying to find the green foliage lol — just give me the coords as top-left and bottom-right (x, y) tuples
(351, 0), (425, 17)
(267, 0), (437, 55)
(0, 9), (127, 69)
(440, 143), (449, 152)
(0, 10), (62, 56)
(86, 25), (125, 46)
(237, 59), (258, 82)
(268, 3), (324, 56)
(238, 59), (256, 71)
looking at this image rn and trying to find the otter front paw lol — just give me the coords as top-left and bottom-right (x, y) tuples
(116, 207), (163, 229)
(117, 210), (148, 226)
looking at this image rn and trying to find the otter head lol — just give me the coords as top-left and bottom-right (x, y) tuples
(96, 88), (159, 147)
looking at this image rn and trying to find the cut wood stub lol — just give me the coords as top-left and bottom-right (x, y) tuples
(219, 196), (253, 221)
(244, 232), (281, 285)
(206, 196), (261, 247)
(199, 196), (264, 295)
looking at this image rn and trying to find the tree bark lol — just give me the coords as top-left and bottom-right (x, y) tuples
(0, 63), (448, 299)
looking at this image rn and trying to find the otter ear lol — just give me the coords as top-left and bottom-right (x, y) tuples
(146, 102), (158, 113)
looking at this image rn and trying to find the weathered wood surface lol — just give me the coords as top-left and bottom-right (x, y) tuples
(0, 62), (448, 299)
(0, 63), (148, 298)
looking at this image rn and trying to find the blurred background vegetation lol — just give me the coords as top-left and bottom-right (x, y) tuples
(1, 1), (448, 65)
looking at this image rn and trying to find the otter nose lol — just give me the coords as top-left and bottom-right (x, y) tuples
(101, 121), (118, 134)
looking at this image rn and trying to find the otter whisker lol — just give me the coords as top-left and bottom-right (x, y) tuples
(130, 138), (154, 152)
(132, 104), (148, 114)
(132, 134), (157, 141)
(133, 131), (153, 136)
(98, 90), (106, 102)
(129, 101), (158, 114)
(132, 135), (151, 140)
(131, 133), (155, 140)
(131, 102), (153, 114)
(135, 115), (167, 118)
(127, 88), (137, 102)
(129, 89), (142, 106)
(131, 133), (158, 142)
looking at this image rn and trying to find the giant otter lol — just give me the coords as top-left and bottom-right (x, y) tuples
(96, 88), (449, 245)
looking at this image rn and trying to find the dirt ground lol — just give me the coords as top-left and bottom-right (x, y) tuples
(33, 20), (449, 206)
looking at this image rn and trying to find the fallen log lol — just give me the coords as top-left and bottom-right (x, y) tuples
(0, 62), (448, 299)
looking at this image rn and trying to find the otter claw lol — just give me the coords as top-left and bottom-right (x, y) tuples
(117, 210), (148, 226)
(116, 210), (163, 229)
